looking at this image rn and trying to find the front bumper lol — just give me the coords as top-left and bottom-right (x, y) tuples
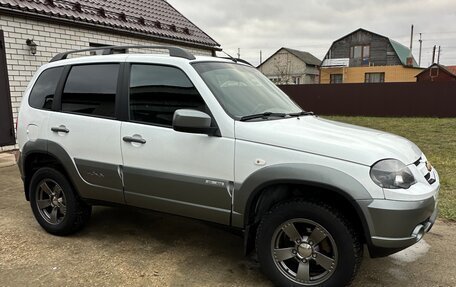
(358, 194), (438, 257)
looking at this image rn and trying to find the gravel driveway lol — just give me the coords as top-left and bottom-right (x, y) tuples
(0, 165), (455, 286)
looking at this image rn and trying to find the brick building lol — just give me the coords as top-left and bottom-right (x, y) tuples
(0, 0), (220, 151)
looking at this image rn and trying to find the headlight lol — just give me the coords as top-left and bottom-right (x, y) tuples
(370, 159), (416, 189)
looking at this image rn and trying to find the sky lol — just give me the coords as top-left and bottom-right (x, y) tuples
(169, 0), (456, 67)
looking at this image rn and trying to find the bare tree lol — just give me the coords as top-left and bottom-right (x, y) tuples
(271, 53), (292, 85)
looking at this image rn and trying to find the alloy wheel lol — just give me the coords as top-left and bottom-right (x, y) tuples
(35, 179), (67, 225)
(271, 218), (338, 285)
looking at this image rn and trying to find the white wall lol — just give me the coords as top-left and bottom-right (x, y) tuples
(0, 14), (212, 151)
(258, 49), (319, 85)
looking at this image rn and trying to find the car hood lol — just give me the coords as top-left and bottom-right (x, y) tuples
(235, 116), (422, 166)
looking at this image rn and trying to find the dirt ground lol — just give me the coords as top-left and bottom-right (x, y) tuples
(0, 165), (455, 287)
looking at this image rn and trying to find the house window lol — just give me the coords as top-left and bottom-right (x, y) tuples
(365, 72), (385, 83)
(350, 45), (370, 64)
(330, 74), (343, 84)
(292, 77), (300, 84)
(430, 67), (439, 78)
(89, 43), (127, 55)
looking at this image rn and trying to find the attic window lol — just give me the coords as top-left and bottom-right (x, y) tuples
(154, 21), (162, 28)
(73, 2), (82, 12)
(98, 8), (106, 17)
(183, 27), (190, 34)
(430, 67), (439, 78)
(138, 17), (145, 25)
(170, 24), (177, 32)
(119, 12), (127, 21)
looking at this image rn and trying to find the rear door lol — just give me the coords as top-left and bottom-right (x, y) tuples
(48, 63), (124, 203)
(120, 63), (234, 224)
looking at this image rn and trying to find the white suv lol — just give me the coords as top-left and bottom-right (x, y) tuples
(17, 46), (439, 287)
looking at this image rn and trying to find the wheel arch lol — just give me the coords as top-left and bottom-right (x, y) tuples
(232, 163), (374, 255)
(21, 139), (80, 201)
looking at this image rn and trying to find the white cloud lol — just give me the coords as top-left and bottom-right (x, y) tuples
(169, 0), (456, 67)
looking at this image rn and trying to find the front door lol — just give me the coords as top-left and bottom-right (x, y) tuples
(0, 30), (15, 146)
(121, 64), (234, 224)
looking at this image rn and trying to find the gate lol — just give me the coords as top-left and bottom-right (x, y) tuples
(0, 30), (15, 146)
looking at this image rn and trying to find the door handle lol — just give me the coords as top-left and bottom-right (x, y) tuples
(51, 126), (69, 133)
(123, 136), (146, 144)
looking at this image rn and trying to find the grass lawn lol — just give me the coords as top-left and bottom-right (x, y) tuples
(325, 116), (456, 221)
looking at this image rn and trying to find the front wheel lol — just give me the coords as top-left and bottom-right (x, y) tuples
(256, 201), (362, 287)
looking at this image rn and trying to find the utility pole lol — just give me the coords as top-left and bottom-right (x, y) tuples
(237, 48), (240, 59)
(432, 45), (436, 63)
(418, 33), (422, 67)
(437, 46), (441, 64)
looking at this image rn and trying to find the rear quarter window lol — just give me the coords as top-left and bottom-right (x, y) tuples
(28, 67), (64, 110)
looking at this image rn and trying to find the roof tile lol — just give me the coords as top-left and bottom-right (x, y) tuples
(0, 0), (219, 48)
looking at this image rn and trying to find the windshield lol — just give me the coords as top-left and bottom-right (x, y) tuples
(192, 62), (302, 119)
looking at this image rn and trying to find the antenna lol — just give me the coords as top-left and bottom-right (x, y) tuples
(432, 45), (436, 63)
(409, 24), (414, 53)
(418, 33), (422, 67)
(221, 50), (238, 63)
(437, 46), (441, 64)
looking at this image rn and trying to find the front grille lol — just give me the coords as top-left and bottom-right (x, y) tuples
(414, 157), (436, 185)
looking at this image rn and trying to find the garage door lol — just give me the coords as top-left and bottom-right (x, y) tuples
(0, 30), (15, 146)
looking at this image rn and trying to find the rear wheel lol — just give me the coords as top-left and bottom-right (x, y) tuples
(256, 200), (362, 287)
(29, 167), (91, 235)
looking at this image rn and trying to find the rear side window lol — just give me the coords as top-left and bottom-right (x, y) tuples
(129, 64), (205, 126)
(29, 67), (63, 110)
(62, 64), (119, 118)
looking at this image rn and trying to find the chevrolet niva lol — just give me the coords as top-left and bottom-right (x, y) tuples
(17, 46), (439, 287)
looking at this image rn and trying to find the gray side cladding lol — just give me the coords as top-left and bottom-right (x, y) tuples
(231, 163), (373, 228)
(328, 30), (402, 66)
(21, 139), (126, 204)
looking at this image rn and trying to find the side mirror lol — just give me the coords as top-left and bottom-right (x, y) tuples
(172, 109), (218, 136)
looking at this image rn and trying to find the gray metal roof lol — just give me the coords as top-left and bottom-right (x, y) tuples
(282, 48), (321, 66)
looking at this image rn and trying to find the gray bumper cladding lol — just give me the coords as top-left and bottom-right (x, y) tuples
(359, 196), (437, 249)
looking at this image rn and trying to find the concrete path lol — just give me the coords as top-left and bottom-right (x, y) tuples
(0, 165), (454, 286)
(0, 152), (15, 168)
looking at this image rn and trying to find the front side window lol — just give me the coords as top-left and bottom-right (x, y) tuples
(29, 67), (64, 110)
(365, 72), (385, 83)
(193, 62), (301, 119)
(129, 64), (206, 126)
(62, 64), (119, 118)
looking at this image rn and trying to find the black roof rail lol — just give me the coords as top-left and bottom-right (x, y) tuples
(49, 45), (196, 62)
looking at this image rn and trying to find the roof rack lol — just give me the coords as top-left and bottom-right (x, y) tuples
(49, 45), (196, 62)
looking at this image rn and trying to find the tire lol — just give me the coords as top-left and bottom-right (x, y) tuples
(29, 167), (92, 235)
(256, 200), (362, 287)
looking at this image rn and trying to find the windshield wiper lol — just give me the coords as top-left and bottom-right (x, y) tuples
(287, 111), (315, 117)
(240, 112), (287, 121)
